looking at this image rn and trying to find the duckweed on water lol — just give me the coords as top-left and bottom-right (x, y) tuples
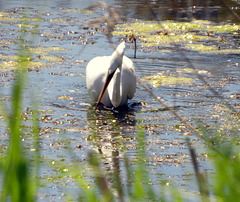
(0, 46), (68, 71)
(142, 33), (219, 47)
(142, 74), (194, 87)
(41, 56), (64, 63)
(29, 47), (69, 55)
(65, 8), (94, 14)
(58, 96), (73, 100)
(114, 20), (240, 52)
(186, 44), (217, 52)
(115, 21), (205, 34)
(0, 61), (48, 71)
(0, 39), (16, 45)
(207, 24), (240, 33)
(0, 54), (18, 61)
(18, 24), (38, 29)
(0, 15), (39, 23)
(142, 67), (199, 87)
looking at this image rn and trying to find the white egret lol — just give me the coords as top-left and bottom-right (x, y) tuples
(86, 41), (136, 108)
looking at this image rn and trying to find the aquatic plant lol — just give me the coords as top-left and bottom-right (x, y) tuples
(0, 7), (40, 202)
(0, 44), (40, 202)
(113, 20), (240, 53)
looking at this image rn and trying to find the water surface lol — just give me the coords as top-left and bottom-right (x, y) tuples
(0, 0), (239, 201)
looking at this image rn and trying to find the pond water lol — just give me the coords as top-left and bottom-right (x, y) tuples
(0, 0), (239, 201)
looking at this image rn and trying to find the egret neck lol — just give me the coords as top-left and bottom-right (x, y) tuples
(96, 41), (125, 108)
(108, 67), (121, 108)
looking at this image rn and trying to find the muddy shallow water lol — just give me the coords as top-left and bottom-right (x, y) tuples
(0, 0), (239, 201)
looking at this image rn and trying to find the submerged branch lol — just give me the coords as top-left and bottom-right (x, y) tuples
(187, 138), (210, 201)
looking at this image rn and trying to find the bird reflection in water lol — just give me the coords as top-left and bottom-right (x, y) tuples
(86, 102), (141, 199)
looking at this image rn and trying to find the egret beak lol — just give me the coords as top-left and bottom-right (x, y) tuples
(96, 68), (118, 108)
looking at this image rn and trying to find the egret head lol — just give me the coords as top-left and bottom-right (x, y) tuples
(108, 41), (125, 74)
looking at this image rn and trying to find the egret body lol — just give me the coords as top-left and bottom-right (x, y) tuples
(86, 41), (136, 108)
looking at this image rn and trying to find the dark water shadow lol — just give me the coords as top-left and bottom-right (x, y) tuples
(94, 101), (142, 125)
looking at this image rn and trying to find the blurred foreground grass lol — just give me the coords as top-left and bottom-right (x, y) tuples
(1, 63), (240, 200)
(0, 46), (40, 201)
